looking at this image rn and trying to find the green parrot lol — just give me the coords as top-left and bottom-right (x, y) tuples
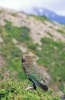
(22, 54), (48, 92)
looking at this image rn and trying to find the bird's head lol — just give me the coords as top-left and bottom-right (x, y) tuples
(22, 54), (32, 64)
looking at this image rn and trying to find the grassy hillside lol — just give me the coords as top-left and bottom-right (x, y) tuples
(0, 7), (65, 99)
(0, 76), (60, 100)
(0, 69), (60, 100)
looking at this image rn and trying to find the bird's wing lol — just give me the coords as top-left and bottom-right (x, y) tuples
(29, 73), (48, 92)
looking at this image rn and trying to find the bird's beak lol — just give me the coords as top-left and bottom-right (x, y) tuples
(22, 57), (25, 63)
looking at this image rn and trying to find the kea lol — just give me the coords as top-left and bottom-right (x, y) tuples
(22, 54), (48, 92)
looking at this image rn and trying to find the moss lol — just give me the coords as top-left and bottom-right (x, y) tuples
(0, 78), (60, 100)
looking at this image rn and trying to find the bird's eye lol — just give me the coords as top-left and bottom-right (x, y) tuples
(22, 57), (25, 62)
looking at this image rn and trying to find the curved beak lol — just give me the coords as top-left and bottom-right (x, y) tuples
(22, 57), (25, 63)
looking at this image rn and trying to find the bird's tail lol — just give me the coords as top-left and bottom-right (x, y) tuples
(39, 83), (48, 92)
(29, 74), (48, 92)
(31, 78), (48, 92)
(36, 80), (48, 92)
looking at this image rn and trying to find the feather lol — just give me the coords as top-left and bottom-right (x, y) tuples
(29, 74), (48, 92)
(22, 54), (48, 92)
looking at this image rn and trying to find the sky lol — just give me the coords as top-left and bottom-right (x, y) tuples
(0, 0), (65, 16)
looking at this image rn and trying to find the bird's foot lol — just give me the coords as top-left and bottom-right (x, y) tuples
(25, 85), (34, 91)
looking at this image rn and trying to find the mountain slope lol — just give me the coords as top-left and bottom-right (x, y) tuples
(0, 75), (60, 100)
(0, 7), (65, 95)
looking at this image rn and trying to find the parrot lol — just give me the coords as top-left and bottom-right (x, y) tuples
(22, 54), (48, 92)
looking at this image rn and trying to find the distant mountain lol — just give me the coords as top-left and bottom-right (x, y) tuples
(29, 7), (65, 24)
(33, 7), (65, 24)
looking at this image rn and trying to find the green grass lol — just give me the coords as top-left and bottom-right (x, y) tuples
(0, 19), (65, 93)
(0, 76), (60, 100)
(29, 14), (50, 22)
(0, 21), (38, 81)
(11, 13), (17, 16)
(4, 22), (31, 43)
(46, 32), (53, 37)
(35, 38), (65, 87)
(57, 29), (65, 34)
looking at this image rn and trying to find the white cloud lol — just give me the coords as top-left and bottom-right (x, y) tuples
(0, 0), (65, 15)
(56, 10), (65, 16)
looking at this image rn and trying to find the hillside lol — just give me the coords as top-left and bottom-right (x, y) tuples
(0, 7), (65, 99)
(0, 74), (60, 100)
